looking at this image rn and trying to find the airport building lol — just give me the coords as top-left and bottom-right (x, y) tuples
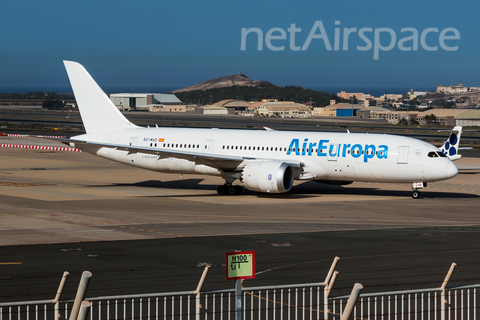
(110, 93), (182, 111)
(454, 110), (480, 126)
(313, 103), (364, 117)
(213, 99), (250, 113)
(252, 102), (311, 118)
(197, 106), (229, 115)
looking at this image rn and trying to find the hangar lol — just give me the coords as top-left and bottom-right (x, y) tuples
(110, 93), (182, 110)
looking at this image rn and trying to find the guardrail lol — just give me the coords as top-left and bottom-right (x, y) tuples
(2, 259), (479, 320)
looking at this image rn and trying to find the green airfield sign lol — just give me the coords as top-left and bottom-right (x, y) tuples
(226, 251), (255, 281)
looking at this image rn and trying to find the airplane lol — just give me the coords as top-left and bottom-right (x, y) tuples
(54, 61), (459, 199)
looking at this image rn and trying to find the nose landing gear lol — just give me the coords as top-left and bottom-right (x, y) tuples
(411, 182), (426, 199)
(412, 189), (421, 199)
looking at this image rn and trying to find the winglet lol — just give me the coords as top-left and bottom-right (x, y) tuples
(63, 61), (138, 133)
(440, 126), (462, 161)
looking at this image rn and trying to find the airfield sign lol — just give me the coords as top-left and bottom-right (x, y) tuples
(226, 251), (255, 281)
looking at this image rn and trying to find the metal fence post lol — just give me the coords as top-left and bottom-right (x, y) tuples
(340, 283), (363, 320)
(324, 257), (340, 285)
(235, 279), (242, 320)
(69, 271), (93, 320)
(323, 257), (340, 320)
(195, 264), (211, 320)
(54, 271), (69, 319)
(324, 271), (339, 320)
(441, 263), (457, 320)
(76, 301), (91, 320)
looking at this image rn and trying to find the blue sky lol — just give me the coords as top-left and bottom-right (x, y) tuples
(0, 0), (478, 92)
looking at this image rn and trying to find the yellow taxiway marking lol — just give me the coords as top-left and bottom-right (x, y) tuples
(0, 262), (22, 265)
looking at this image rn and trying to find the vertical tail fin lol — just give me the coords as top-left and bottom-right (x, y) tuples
(63, 61), (137, 133)
(440, 126), (462, 161)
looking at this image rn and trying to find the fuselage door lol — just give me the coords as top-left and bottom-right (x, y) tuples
(204, 139), (214, 154)
(327, 143), (340, 161)
(397, 146), (409, 164)
(129, 137), (138, 146)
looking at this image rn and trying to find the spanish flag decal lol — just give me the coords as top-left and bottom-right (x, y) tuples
(158, 138), (165, 142)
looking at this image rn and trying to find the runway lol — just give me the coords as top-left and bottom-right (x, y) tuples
(1, 136), (480, 302)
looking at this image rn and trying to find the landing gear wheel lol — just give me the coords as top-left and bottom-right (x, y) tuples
(217, 185), (227, 195)
(412, 189), (421, 199)
(234, 185), (243, 195)
(228, 186), (236, 195)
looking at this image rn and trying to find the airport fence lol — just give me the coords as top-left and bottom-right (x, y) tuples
(2, 259), (480, 320)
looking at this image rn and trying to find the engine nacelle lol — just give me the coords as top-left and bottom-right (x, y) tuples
(242, 161), (295, 193)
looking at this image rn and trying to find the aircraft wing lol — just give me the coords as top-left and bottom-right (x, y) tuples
(45, 137), (302, 168)
(60, 138), (247, 161)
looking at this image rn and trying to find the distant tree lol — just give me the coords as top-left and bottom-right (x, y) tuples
(398, 118), (408, 125)
(409, 118), (419, 125)
(424, 114), (437, 125)
(350, 95), (357, 104)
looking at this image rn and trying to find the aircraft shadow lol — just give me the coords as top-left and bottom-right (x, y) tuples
(87, 179), (479, 199)
(89, 179), (215, 190)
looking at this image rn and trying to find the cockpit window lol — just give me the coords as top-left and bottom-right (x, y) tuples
(428, 151), (447, 158)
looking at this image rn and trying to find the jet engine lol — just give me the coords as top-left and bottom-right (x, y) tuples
(241, 161), (295, 193)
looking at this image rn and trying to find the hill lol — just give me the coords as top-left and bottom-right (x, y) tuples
(172, 73), (276, 93)
(172, 84), (344, 108)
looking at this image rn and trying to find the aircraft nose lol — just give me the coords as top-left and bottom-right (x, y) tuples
(446, 161), (458, 179)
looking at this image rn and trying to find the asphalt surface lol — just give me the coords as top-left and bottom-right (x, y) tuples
(0, 135), (480, 304)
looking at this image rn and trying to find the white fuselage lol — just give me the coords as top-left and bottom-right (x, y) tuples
(72, 127), (458, 184)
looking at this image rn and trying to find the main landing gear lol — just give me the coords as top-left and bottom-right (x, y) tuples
(217, 184), (243, 195)
(411, 182), (426, 199)
(217, 172), (243, 195)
